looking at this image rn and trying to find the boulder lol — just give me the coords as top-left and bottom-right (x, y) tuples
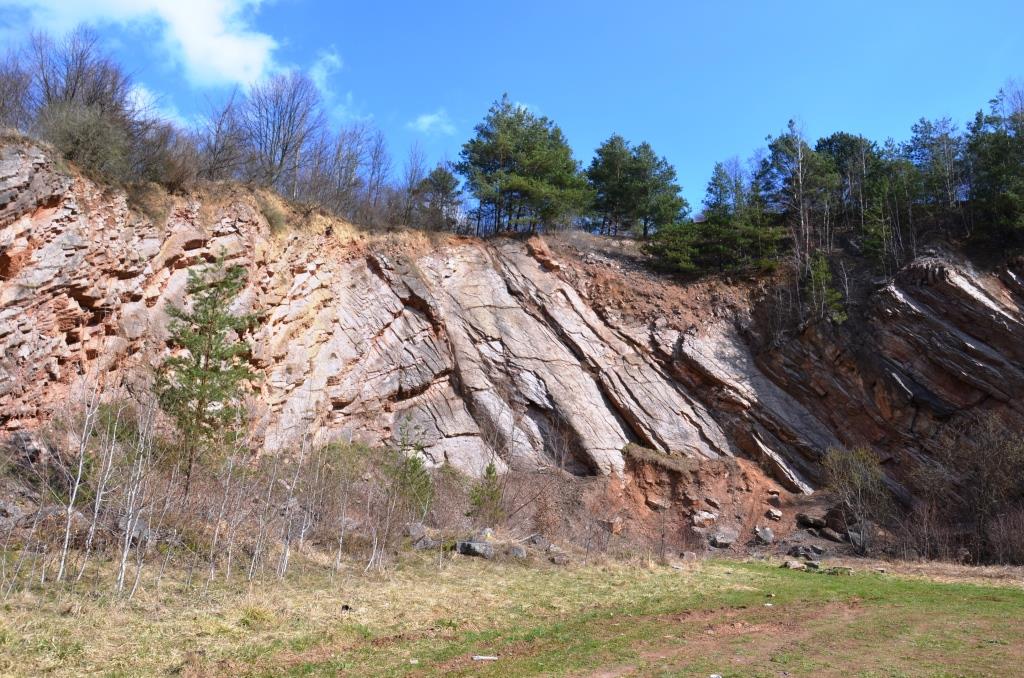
(456, 541), (494, 559)
(414, 537), (441, 551)
(765, 508), (783, 521)
(754, 525), (775, 545)
(820, 527), (846, 543)
(796, 513), (827, 529)
(504, 544), (527, 559)
(692, 510), (718, 528)
(0, 499), (23, 523)
(475, 528), (498, 543)
(407, 522), (440, 550)
(787, 545), (821, 561)
(709, 527), (739, 548)
(781, 560), (806, 570)
(824, 566), (853, 576)
(825, 507), (849, 533)
(407, 522), (428, 542)
(527, 534), (550, 549)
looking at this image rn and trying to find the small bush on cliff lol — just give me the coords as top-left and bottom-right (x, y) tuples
(156, 254), (255, 497)
(37, 102), (131, 183)
(822, 446), (891, 554)
(808, 253), (848, 323)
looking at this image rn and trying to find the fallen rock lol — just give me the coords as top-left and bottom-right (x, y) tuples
(787, 545), (821, 561)
(709, 527), (739, 548)
(765, 508), (783, 521)
(407, 522), (440, 549)
(526, 534), (550, 549)
(754, 525), (775, 545)
(456, 541), (494, 559)
(549, 552), (569, 566)
(0, 499), (23, 523)
(820, 527), (846, 543)
(796, 513), (827, 529)
(600, 517), (623, 535)
(781, 560), (806, 570)
(825, 507), (848, 533)
(645, 495), (671, 511)
(692, 510), (718, 528)
(504, 544), (527, 559)
(824, 566), (853, 576)
(407, 522), (428, 541)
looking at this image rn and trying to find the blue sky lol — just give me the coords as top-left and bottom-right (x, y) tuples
(2, 0), (1022, 206)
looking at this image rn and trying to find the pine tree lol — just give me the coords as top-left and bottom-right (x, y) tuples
(468, 461), (504, 525)
(157, 254), (255, 496)
(586, 135), (688, 237)
(457, 94), (589, 233)
(965, 86), (1024, 244)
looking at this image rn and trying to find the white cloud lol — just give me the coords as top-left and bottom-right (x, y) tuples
(129, 83), (192, 127)
(514, 100), (540, 115)
(304, 48), (371, 123)
(407, 108), (455, 136)
(329, 90), (373, 123)
(309, 47), (343, 95)
(3, 0), (278, 87)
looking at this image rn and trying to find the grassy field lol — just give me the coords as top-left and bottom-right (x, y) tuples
(0, 555), (1022, 677)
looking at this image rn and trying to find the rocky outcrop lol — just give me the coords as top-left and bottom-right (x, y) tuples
(3, 138), (1023, 495)
(754, 255), (1024, 490)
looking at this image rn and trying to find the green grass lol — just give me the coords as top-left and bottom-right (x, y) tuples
(0, 557), (1021, 676)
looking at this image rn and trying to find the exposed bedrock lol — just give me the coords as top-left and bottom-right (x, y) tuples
(3, 139), (1023, 494)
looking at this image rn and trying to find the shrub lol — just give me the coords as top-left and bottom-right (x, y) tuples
(36, 102), (131, 182)
(257, 194), (287, 233)
(821, 446), (891, 554)
(913, 414), (1024, 563)
(132, 121), (200, 193)
(468, 461), (504, 525)
(388, 453), (433, 521)
(808, 252), (847, 323)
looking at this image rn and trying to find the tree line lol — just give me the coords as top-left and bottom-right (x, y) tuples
(1, 27), (1021, 277)
(0, 27), (456, 230)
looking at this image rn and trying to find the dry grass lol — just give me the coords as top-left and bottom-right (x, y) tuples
(1, 554), (1022, 676)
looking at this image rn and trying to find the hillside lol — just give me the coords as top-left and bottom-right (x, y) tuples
(3, 138), (1024, 546)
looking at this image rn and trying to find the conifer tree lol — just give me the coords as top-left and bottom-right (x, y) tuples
(157, 254), (255, 496)
(457, 95), (589, 233)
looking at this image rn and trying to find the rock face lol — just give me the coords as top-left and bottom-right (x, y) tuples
(3, 139), (1024, 493)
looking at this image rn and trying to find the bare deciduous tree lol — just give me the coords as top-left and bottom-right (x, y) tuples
(26, 27), (132, 119)
(197, 90), (246, 181)
(0, 49), (31, 130)
(240, 71), (325, 192)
